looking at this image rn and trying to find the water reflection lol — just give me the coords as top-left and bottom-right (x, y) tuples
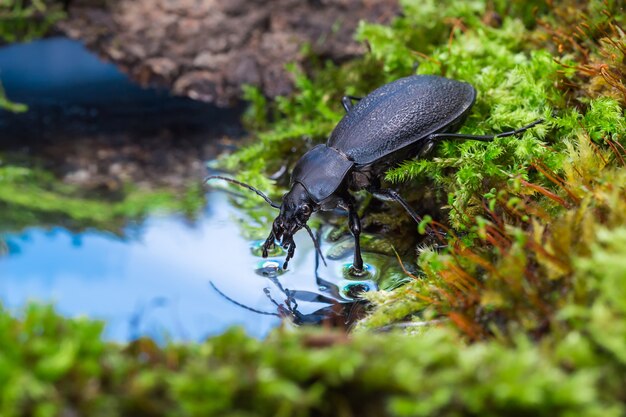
(0, 38), (386, 341)
(0, 191), (376, 342)
(0, 38), (244, 135)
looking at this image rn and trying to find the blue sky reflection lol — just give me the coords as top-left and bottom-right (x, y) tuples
(0, 192), (283, 342)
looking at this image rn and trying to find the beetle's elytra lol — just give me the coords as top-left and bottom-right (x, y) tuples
(208, 75), (543, 272)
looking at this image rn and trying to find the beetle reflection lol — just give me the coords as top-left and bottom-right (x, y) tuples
(209, 238), (370, 327)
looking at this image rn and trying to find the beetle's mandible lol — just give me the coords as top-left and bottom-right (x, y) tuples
(208, 75), (543, 272)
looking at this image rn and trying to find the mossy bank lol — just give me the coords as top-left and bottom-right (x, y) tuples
(2, 0), (626, 415)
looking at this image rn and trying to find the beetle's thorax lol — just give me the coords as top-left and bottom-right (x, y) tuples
(290, 144), (354, 205)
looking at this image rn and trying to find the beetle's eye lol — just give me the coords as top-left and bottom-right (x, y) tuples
(299, 204), (311, 216)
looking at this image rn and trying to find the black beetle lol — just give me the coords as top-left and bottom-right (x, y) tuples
(208, 75), (542, 272)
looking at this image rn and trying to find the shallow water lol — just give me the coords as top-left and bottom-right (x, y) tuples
(0, 37), (243, 140)
(0, 38), (387, 342)
(0, 191), (379, 341)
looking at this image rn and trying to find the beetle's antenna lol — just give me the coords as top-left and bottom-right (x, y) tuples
(205, 175), (280, 209)
(304, 224), (327, 267)
(209, 281), (280, 317)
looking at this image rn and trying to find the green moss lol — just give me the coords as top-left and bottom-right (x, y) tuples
(1, 301), (625, 416)
(359, 99), (626, 336)
(0, 0), (65, 44)
(0, 82), (27, 113)
(0, 1), (66, 112)
(221, 0), (626, 341)
(1, 0), (626, 413)
(533, 0), (626, 106)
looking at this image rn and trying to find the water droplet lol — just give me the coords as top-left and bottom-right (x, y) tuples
(250, 240), (285, 257)
(341, 282), (371, 300)
(342, 262), (376, 280)
(255, 259), (285, 277)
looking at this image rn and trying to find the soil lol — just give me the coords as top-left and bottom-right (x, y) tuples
(57, 0), (399, 107)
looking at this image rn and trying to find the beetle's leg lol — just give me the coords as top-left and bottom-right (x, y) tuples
(372, 189), (423, 224)
(347, 200), (364, 272)
(313, 227), (344, 300)
(373, 189), (446, 241)
(341, 95), (363, 113)
(417, 139), (437, 158)
(282, 235), (296, 270)
(261, 231), (275, 258)
(427, 119), (544, 142)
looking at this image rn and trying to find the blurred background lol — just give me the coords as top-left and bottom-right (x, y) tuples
(0, 0), (397, 341)
(3, 1), (626, 415)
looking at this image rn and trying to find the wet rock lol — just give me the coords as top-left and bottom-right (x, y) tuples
(173, 71), (222, 102)
(143, 57), (179, 84)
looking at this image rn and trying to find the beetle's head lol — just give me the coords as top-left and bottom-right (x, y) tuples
(262, 182), (316, 269)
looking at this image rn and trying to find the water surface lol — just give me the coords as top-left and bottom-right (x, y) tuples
(0, 38), (383, 342)
(0, 191), (378, 341)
